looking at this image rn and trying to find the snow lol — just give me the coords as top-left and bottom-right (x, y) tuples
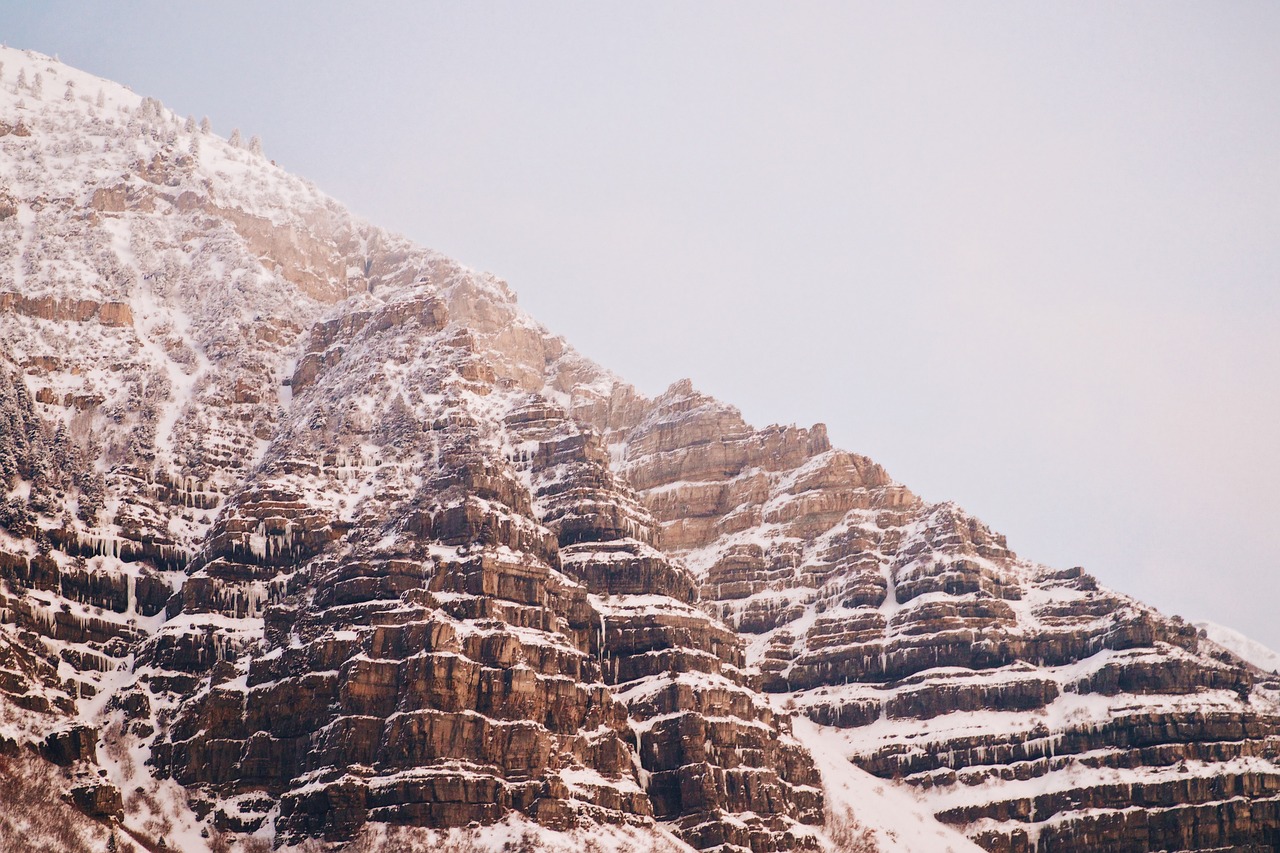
(792, 716), (986, 853)
(311, 813), (697, 853)
(2, 43), (1277, 853)
(1197, 620), (1280, 674)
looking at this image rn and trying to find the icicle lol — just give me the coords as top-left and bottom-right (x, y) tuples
(598, 611), (606, 661)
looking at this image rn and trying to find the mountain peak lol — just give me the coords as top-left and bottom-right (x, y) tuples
(1, 48), (1278, 853)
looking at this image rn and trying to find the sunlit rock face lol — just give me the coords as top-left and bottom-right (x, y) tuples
(141, 292), (657, 841)
(1, 44), (1279, 853)
(616, 382), (1280, 851)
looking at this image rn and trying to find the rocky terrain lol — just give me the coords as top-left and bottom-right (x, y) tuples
(0, 46), (1277, 853)
(614, 382), (1280, 852)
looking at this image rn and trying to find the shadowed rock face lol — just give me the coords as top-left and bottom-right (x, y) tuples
(505, 397), (824, 852)
(2, 45), (1280, 853)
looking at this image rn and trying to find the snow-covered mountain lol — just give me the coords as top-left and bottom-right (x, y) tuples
(1198, 622), (1280, 676)
(1, 46), (1277, 853)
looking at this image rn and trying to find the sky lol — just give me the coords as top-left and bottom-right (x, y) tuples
(4, 3), (1279, 647)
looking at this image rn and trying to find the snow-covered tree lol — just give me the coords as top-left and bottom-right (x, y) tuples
(229, 127), (243, 148)
(31, 72), (42, 99)
(200, 115), (211, 134)
(184, 114), (197, 133)
(0, 369), (38, 492)
(249, 134), (263, 156)
(16, 67), (25, 90)
(63, 80), (75, 102)
(96, 88), (105, 108)
(52, 422), (75, 474)
(138, 96), (165, 121)
(77, 466), (105, 524)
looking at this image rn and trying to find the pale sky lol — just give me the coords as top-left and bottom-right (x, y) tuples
(5, 3), (1280, 647)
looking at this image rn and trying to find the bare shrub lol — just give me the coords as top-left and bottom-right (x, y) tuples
(338, 826), (486, 853)
(503, 827), (540, 853)
(290, 840), (328, 853)
(827, 805), (880, 853)
(102, 717), (136, 777)
(0, 753), (101, 853)
(437, 833), (487, 853)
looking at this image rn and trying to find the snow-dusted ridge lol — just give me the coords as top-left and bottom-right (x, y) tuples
(1, 44), (1278, 853)
(1197, 620), (1280, 675)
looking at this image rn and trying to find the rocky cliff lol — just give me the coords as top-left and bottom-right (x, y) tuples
(614, 381), (1280, 852)
(0, 46), (1275, 853)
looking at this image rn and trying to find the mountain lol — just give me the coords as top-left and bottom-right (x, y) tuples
(0, 46), (1277, 853)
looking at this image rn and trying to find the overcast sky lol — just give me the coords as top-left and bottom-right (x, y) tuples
(5, 2), (1280, 647)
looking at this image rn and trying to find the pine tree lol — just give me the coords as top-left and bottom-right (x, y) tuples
(228, 127), (242, 148)
(31, 72), (42, 99)
(200, 116), (211, 134)
(249, 134), (263, 156)
(52, 421), (75, 476)
(0, 421), (17, 490)
(184, 114), (197, 133)
(96, 88), (105, 108)
(16, 67), (25, 90)
(140, 95), (165, 120)
(63, 80), (75, 102)
(77, 468), (105, 524)
(0, 61), (5, 82)
(0, 370), (35, 490)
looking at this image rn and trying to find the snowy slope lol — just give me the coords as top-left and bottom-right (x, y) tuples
(1197, 620), (1280, 674)
(793, 717), (985, 853)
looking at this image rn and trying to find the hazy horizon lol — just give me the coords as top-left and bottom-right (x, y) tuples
(4, 3), (1279, 648)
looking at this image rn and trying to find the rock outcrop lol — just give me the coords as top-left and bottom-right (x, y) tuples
(506, 397), (823, 851)
(614, 380), (1280, 852)
(139, 291), (662, 843)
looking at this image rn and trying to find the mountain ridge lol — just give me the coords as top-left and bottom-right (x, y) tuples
(1, 46), (1278, 853)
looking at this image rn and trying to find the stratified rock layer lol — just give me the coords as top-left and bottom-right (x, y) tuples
(615, 380), (1280, 852)
(506, 397), (823, 851)
(0, 44), (1278, 853)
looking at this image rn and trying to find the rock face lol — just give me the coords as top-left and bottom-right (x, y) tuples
(613, 381), (1280, 852)
(506, 398), (823, 851)
(142, 291), (663, 843)
(0, 46), (827, 851)
(0, 44), (1278, 853)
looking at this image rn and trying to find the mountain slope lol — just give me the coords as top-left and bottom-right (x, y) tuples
(614, 380), (1280, 852)
(0, 45), (1277, 853)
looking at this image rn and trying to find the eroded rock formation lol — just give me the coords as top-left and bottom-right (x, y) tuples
(0, 44), (1277, 853)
